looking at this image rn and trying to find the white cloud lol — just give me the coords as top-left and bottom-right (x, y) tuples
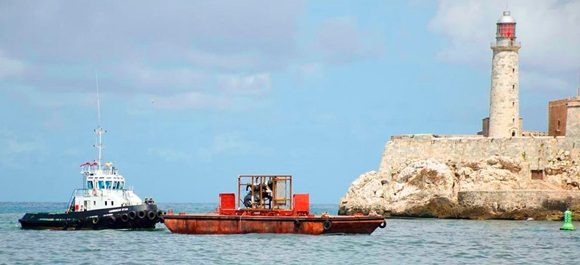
(217, 73), (271, 95)
(314, 17), (385, 64)
(117, 64), (207, 95)
(289, 63), (325, 84)
(0, 51), (25, 79)
(0, 1), (304, 110)
(197, 132), (268, 161)
(150, 91), (230, 110)
(520, 70), (571, 92)
(147, 147), (192, 162)
(0, 129), (44, 168)
(429, 0), (580, 92)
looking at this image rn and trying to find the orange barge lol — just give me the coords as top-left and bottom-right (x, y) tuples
(164, 175), (386, 235)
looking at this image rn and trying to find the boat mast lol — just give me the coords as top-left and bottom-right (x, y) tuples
(95, 72), (104, 168)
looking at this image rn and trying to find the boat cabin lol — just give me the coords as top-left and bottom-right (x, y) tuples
(81, 161), (126, 191)
(67, 161), (143, 213)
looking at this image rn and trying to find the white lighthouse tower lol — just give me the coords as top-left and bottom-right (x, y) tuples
(487, 10), (521, 138)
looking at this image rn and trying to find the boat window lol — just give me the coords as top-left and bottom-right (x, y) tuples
(93, 201), (96, 206)
(98, 180), (105, 189)
(111, 201), (114, 206)
(87, 181), (94, 189)
(105, 201), (107, 206)
(105, 181), (112, 189)
(113, 181), (119, 190)
(120, 182), (124, 190)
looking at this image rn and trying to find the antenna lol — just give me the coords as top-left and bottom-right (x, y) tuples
(96, 71), (101, 126)
(94, 71), (104, 167)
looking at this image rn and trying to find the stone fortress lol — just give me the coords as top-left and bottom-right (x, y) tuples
(339, 11), (580, 220)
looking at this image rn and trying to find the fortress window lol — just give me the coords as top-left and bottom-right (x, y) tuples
(557, 120), (561, 131)
(512, 84), (515, 90)
(531, 170), (544, 180)
(512, 68), (515, 73)
(512, 102), (515, 106)
(511, 131), (516, 137)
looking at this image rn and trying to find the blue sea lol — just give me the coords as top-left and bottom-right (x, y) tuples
(0, 202), (578, 264)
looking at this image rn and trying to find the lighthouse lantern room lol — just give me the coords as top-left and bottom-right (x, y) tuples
(496, 11), (517, 46)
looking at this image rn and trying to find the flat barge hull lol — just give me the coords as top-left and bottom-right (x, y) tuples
(164, 214), (385, 235)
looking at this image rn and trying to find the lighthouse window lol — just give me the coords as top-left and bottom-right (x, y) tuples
(87, 181), (94, 189)
(98, 181), (105, 189)
(106, 181), (112, 189)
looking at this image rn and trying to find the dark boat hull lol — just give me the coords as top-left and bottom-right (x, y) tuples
(163, 214), (386, 235)
(19, 204), (163, 230)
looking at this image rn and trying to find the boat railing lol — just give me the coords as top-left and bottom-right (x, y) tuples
(71, 187), (133, 197)
(72, 189), (92, 197)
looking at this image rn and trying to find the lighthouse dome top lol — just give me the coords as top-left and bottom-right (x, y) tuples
(497, 11), (516, 24)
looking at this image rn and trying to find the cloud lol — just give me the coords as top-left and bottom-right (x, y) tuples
(218, 73), (271, 95)
(150, 91), (230, 110)
(314, 17), (385, 64)
(429, 0), (580, 92)
(116, 64), (207, 95)
(520, 70), (571, 92)
(147, 147), (192, 162)
(0, 1), (303, 109)
(0, 1), (303, 62)
(197, 132), (268, 161)
(0, 129), (44, 168)
(289, 63), (325, 84)
(0, 51), (25, 79)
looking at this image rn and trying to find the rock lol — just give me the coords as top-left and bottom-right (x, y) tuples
(339, 154), (580, 220)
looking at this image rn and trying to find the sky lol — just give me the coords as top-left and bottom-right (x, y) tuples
(1, 0), (579, 203)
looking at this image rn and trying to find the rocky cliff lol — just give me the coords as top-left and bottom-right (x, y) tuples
(339, 135), (580, 220)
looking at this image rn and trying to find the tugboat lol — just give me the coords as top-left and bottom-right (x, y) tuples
(19, 85), (163, 230)
(19, 127), (163, 230)
(163, 175), (386, 235)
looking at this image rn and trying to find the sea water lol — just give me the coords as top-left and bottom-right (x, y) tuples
(0, 202), (578, 264)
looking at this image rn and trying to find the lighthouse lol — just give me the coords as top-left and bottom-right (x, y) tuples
(487, 10), (521, 138)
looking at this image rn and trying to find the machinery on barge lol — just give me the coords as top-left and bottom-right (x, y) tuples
(163, 175), (386, 235)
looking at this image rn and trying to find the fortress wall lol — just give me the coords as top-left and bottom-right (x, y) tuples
(567, 100), (580, 138)
(458, 190), (580, 211)
(378, 135), (577, 182)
